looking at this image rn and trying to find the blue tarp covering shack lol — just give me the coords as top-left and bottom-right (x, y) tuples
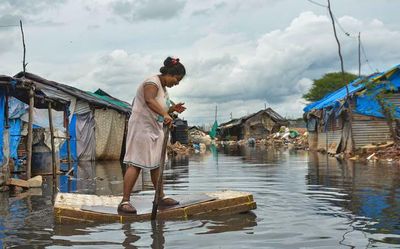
(303, 64), (400, 119)
(0, 75), (68, 174)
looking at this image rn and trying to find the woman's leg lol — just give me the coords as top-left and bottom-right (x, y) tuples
(150, 167), (179, 206)
(122, 166), (141, 201)
(150, 167), (164, 197)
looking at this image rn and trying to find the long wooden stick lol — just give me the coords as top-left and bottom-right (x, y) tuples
(151, 126), (170, 220)
(327, 0), (355, 153)
(19, 20), (27, 74)
(48, 102), (57, 179)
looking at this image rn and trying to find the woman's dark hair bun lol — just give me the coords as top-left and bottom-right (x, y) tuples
(160, 56), (186, 77)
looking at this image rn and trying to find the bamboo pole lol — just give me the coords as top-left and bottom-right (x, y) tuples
(48, 102), (57, 179)
(151, 126), (170, 220)
(26, 88), (34, 179)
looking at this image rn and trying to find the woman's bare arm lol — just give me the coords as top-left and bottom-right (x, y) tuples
(144, 84), (172, 125)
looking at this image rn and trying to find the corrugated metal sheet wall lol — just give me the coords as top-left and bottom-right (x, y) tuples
(351, 93), (398, 148)
(310, 94), (399, 151)
(352, 120), (392, 148)
(308, 132), (318, 150)
(327, 129), (342, 153)
(317, 132), (327, 151)
(316, 130), (342, 152)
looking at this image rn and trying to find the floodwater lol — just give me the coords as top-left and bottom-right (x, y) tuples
(1, 145), (400, 248)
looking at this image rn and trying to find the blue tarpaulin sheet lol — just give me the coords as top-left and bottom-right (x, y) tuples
(8, 119), (21, 160)
(355, 68), (400, 118)
(0, 91), (5, 165)
(304, 65), (400, 119)
(303, 74), (380, 113)
(60, 114), (77, 161)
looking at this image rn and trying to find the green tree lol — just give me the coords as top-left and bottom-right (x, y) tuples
(303, 72), (358, 102)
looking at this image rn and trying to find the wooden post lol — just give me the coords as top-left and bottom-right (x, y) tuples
(3, 92), (10, 183)
(48, 102), (57, 179)
(5, 92), (9, 129)
(26, 87), (34, 179)
(64, 109), (72, 173)
(214, 105), (217, 122)
(358, 32), (361, 77)
(20, 20), (27, 75)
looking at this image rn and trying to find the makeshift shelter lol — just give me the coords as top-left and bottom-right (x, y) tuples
(304, 64), (400, 153)
(12, 72), (131, 164)
(0, 75), (68, 185)
(219, 108), (288, 140)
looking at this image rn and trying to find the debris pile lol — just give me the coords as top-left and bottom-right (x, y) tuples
(1, 175), (43, 193)
(188, 127), (211, 145)
(375, 143), (400, 162)
(217, 127), (309, 150)
(168, 141), (193, 155)
(353, 141), (400, 163)
(265, 127), (308, 149)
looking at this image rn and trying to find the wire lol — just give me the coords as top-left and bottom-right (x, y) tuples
(331, 13), (357, 39)
(306, 0), (327, 8)
(360, 41), (377, 72)
(326, 9), (378, 73)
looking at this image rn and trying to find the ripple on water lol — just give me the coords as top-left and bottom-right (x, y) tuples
(1, 148), (400, 248)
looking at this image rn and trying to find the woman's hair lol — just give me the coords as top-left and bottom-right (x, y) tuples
(159, 57), (186, 77)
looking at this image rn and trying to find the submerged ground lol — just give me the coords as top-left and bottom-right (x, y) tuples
(1, 145), (400, 248)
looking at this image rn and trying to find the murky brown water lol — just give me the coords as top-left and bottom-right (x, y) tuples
(1, 145), (400, 248)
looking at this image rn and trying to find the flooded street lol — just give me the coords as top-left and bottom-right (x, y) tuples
(2, 146), (400, 248)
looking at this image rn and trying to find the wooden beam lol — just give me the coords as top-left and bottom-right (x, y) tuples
(48, 102), (57, 179)
(7, 178), (30, 188)
(26, 88), (34, 179)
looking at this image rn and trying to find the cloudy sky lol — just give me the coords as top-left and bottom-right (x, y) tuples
(1, 0), (400, 125)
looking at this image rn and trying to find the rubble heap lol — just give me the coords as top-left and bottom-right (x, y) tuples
(375, 143), (400, 162)
(265, 127), (308, 149)
(168, 141), (193, 155)
(353, 141), (400, 163)
(188, 128), (211, 145)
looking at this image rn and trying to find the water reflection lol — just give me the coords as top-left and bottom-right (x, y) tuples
(306, 152), (400, 245)
(3, 147), (400, 248)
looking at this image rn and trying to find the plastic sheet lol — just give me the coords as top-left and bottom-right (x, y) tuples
(60, 114), (77, 161)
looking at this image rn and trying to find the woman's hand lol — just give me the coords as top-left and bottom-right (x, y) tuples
(171, 102), (186, 113)
(163, 113), (173, 127)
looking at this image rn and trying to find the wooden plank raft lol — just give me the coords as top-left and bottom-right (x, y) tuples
(54, 190), (256, 224)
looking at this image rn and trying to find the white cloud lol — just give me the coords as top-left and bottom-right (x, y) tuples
(20, 11), (400, 124)
(1, 1), (400, 126)
(110, 0), (186, 21)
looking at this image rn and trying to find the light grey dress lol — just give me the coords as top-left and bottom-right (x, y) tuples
(123, 75), (170, 169)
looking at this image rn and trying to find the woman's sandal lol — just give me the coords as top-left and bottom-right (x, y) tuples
(117, 201), (137, 214)
(159, 196), (179, 206)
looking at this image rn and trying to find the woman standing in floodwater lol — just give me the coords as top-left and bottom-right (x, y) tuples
(118, 57), (186, 214)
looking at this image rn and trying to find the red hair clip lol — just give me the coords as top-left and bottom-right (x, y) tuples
(171, 57), (179, 65)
